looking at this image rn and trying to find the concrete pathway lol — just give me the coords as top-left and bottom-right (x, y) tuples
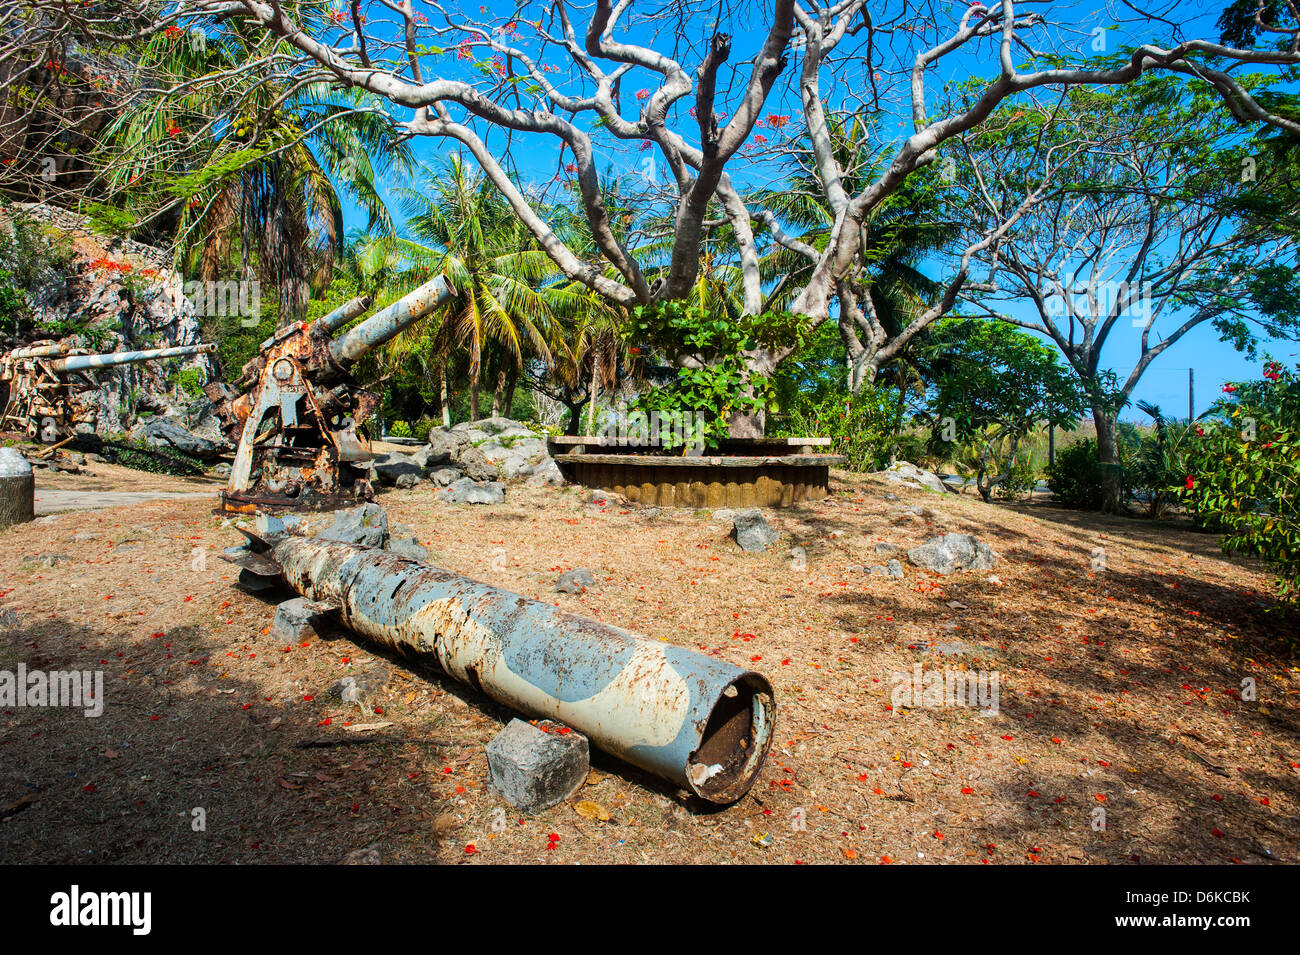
(34, 489), (215, 515)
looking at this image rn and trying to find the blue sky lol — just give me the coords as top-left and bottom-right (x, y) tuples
(332, 0), (1297, 419)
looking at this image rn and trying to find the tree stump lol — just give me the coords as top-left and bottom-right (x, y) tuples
(0, 447), (35, 528)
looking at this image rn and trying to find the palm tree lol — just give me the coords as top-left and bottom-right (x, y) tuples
(98, 21), (410, 324)
(364, 154), (574, 423)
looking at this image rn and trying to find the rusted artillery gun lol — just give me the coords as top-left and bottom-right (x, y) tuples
(0, 340), (218, 441)
(205, 276), (455, 514)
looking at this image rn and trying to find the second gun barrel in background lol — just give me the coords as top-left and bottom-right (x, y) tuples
(51, 342), (217, 373)
(328, 276), (455, 365)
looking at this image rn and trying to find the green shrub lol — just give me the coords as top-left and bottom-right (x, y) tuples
(409, 417), (435, 442)
(0, 202), (77, 339)
(1129, 403), (1197, 518)
(628, 301), (807, 451)
(388, 419), (412, 438)
(775, 386), (906, 472)
(96, 438), (206, 476)
(175, 367), (205, 398)
(1045, 438), (1106, 508)
(1180, 362), (1300, 608)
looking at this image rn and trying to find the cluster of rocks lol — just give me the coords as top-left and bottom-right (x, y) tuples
(868, 541), (907, 579)
(10, 203), (219, 438)
(368, 416), (564, 503)
(875, 460), (954, 495)
(125, 415), (222, 459)
(314, 502), (428, 561)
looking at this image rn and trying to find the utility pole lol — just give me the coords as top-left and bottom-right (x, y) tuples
(1188, 368), (1194, 421)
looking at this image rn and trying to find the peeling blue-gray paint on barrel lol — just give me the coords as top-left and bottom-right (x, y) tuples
(261, 535), (775, 803)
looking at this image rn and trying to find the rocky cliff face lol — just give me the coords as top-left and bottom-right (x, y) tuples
(5, 202), (219, 436)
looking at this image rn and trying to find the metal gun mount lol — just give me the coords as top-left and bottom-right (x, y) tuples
(206, 275), (456, 514)
(0, 341), (218, 442)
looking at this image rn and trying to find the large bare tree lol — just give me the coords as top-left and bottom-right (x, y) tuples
(9, 0), (1300, 431)
(954, 76), (1300, 511)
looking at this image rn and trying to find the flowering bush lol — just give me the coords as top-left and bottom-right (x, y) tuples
(1180, 362), (1300, 608)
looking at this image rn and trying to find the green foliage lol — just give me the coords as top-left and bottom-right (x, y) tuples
(205, 292), (278, 378)
(996, 446), (1041, 500)
(388, 419), (412, 438)
(769, 321), (851, 413)
(1129, 401), (1198, 517)
(96, 438), (206, 476)
(921, 319), (1089, 442)
(409, 417), (435, 442)
(174, 367), (204, 398)
(628, 301), (807, 451)
(1045, 439), (1107, 509)
(775, 386), (907, 472)
(1180, 362), (1300, 608)
(0, 203), (75, 338)
(919, 319), (1088, 501)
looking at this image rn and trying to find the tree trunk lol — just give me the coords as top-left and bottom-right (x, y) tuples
(1093, 405), (1123, 513)
(585, 358), (599, 435)
(469, 370), (480, 422)
(491, 366), (506, 417)
(565, 398), (585, 435)
(504, 367), (518, 417)
(439, 368), (451, 428)
(727, 409), (766, 438)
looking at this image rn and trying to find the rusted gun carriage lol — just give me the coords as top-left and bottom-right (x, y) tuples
(0, 340), (217, 441)
(205, 276), (455, 514)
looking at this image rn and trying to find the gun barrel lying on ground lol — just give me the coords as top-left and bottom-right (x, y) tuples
(226, 521), (776, 804)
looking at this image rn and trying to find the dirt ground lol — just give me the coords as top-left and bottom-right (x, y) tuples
(1, 461), (1297, 864)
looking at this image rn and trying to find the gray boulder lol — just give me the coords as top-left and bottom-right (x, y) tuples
(135, 416), (219, 458)
(371, 452), (425, 487)
(731, 509), (779, 553)
(424, 429), (466, 464)
(499, 450), (540, 481)
(316, 502), (389, 548)
(555, 568), (596, 594)
(465, 416), (522, 436)
(411, 443), (452, 469)
(526, 458), (565, 486)
(907, 533), (999, 575)
(878, 461), (950, 495)
(385, 533), (428, 560)
(437, 478), (505, 505)
(458, 446), (499, 482)
(271, 597), (335, 641)
(487, 718), (589, 813)
(430, 466), (463, 487)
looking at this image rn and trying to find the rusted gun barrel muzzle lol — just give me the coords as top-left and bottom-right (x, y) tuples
(51, 342), (217, 373)
(9, 342), (71, 359)
(228, 531), (775, 804)
(314, 294), (373, 337)
(328, 275), (455, 365)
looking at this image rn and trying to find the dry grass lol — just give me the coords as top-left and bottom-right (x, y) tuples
(1, 468), (1297, 864)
